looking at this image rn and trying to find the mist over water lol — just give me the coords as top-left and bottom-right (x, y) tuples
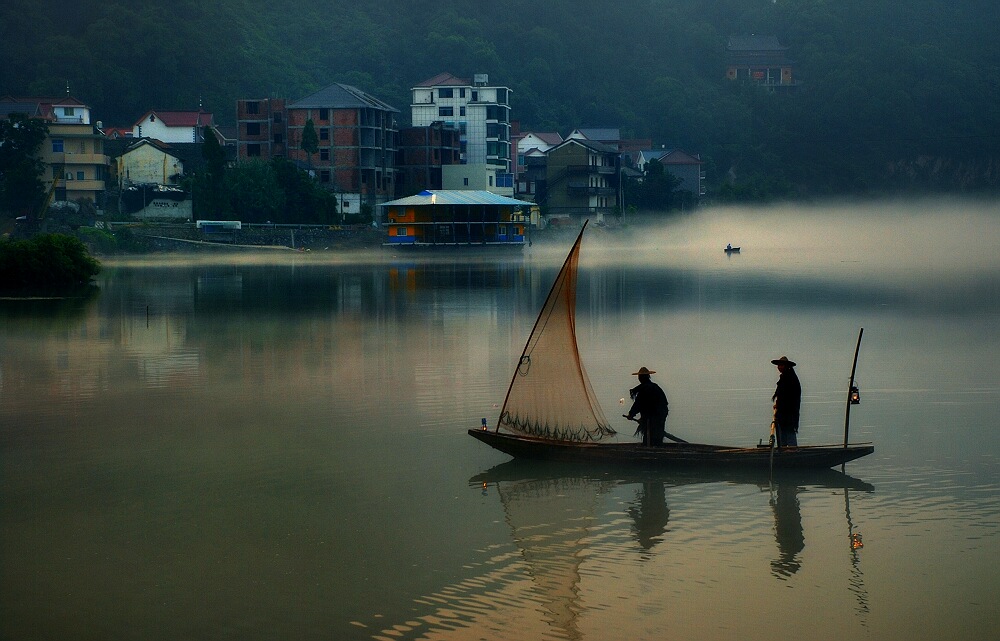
(2, 199), (998, 640)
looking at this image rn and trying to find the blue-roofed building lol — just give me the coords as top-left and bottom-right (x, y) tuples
(380, 190), (531, 247)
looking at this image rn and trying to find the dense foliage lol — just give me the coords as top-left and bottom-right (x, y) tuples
(2, 0), (997, 196)
(189, 157), (341, 224)
(0, 114), (49, 216)
(0, 233), (101, 290)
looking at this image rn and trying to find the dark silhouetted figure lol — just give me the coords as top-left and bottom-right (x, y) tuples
(771, 356), (801, 447)
(627, 367), (669, 446)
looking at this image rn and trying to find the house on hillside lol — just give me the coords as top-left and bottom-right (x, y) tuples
(726, 35), (799, 90)
(236, 98), (287, 161)
(132, 109), (214, 143)
(410, 72), (513, 185)
(635, 149), (706, 197)
(397, 121), (461, 195)
(543, 138), (621, 224)
(512, 131), (562, 197)
(236, 84), (399, 214)
(567, 128), (651, 166)
(1, 94), (109, 209)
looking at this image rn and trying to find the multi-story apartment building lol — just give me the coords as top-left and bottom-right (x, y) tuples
(397, 122), (461, 195)
(410, 73), (512, 180)
(237, 83), (399, 214)
(543, 138), (621, 223)
(235, 98), (286, 161)
(0, 95), (109, 208)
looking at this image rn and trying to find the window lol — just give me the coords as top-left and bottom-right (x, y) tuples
(471, 91), (478, 101)
(77, 171), (85, 180)
(438, 107), (454, 117)
(273, 133), (283, 144)
(319, 148), (330, 161)
(246, 122), (260, 136)
(247, 144), (261, 157)
(438, 88), (453, 98)
(397, 227), (407, 236)
(499, 225), (506, 236)
(246, 101), (260, 115)
(273, 111), (282, 123)
(320, 128), (329, 141)
(64, 107), (75, 116)
(459, 107), (466, 116)
(52, 139), (64, 152)
(319, 108), (329, 120)
(320, 170), (330, 183)
(438, 225), (451, 235)
(489, 176), (494, 186)
(460, 88), (466, 98)
(463, 178), (469, 186)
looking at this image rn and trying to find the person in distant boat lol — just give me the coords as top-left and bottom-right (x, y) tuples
(771, 356), (801, 447)
(726, 243), (732, 250)
(627, 367), (670, 446)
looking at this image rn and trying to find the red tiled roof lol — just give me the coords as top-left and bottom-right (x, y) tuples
(134, 110), (214, 128)
(413, 72), (471, 87)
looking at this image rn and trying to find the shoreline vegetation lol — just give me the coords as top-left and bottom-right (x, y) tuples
(0, 234), (101, 294)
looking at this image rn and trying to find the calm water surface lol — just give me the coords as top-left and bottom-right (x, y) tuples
(2, 200), (998, 640)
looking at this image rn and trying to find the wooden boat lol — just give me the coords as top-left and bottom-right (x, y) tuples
(469, 428), (873, 470)
(470, 221), (874, 470)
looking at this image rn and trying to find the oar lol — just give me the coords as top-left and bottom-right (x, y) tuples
(622, 415), (688, 444)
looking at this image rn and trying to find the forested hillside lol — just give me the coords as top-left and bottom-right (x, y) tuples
(2, 0), (998, 196)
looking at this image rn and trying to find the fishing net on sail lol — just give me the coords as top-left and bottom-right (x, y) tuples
(498, 227), (616, 442)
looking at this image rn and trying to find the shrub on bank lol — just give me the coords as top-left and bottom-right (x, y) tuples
(0, 233), (101, 291)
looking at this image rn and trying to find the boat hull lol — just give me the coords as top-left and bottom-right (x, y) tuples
(468, 429), (874, 470)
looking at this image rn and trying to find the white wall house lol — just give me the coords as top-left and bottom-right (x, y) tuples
(117, 139), (185, 186)
(132, 110), (213, 143)
(410, 72), (512, 174)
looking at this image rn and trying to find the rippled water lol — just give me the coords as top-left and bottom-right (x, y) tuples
(2, 200), (998, 640)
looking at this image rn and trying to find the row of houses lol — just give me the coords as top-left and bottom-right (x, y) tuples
(1, 85), (705, 230)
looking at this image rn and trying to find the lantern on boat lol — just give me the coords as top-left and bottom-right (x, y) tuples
(849, 385), (861, 405)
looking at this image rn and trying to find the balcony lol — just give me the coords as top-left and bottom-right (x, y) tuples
(566, 164), (616, 175)
(567, 184), (616, 197)
(61, 153), (109, 165)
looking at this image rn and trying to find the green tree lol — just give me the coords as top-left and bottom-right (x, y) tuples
(0, 233), (100, 291)
(0, 113), (50, 217)
(629, 159), (683, 212)
(270, 157), (339, 224)
(300, 118), (319, 172)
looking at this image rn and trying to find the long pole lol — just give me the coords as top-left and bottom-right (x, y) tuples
(843, 328), (864, 448)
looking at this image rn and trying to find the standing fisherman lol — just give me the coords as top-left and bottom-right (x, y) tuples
(771, 356), (802, 447)
(626, 367), (670, 446)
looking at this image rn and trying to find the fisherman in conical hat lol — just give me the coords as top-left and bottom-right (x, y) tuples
(627, 367), (670, 447)
(771, 356), (801, 447)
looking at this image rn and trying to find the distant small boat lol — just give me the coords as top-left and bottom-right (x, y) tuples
(725, 245), (741, 253)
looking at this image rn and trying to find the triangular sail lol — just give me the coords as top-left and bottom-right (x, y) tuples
(498, 222), (616, 441)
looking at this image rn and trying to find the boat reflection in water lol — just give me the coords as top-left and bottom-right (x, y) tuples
(367, 461), (874, 641)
